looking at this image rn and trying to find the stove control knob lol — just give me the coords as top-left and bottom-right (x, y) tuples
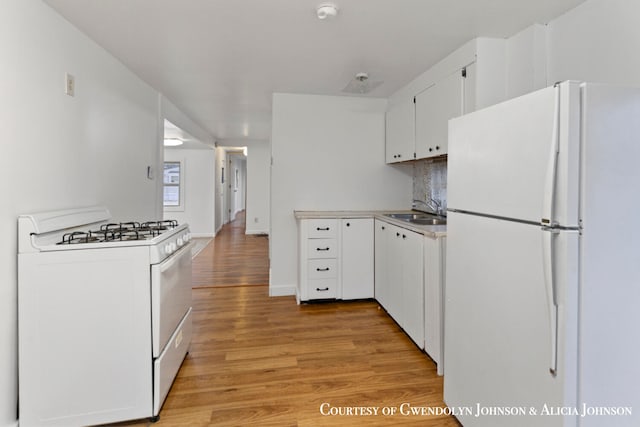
(184, 232), (191, 242)
(165, 244), (174, 255)
(177, 237), (184, 247)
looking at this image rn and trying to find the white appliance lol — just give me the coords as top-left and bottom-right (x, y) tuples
(444, 81), (640, 427)
(18, 206), (193, 427)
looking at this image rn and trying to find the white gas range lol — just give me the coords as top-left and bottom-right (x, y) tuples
(17, 206), (193, 427)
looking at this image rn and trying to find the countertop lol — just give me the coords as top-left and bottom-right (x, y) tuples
(294, 210), (446, 238)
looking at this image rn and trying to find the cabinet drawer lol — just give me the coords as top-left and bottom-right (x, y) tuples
(307, 219), (338, 238)
(308, 259), (337, 279)
(307, 238), (337, 259)
(307, 278), (338, 299)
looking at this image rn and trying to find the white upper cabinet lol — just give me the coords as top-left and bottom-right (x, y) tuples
(385, 98), (415, 163)
(384, 37), (506, 164)
(415, 69), (464, 159)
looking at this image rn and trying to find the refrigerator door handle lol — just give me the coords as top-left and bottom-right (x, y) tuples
(541, 85), (561, 227)
(542, 226), (559, 377)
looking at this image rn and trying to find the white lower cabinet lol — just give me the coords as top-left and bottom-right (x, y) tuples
(374, 219), (424, 349)
(300, 215), (446, 373)
(424, 235), (446, 375)
(298, 217), (373, 301)
(341, 218), (374, 299)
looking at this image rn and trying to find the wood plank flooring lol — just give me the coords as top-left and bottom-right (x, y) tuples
(192, 211), (269, 288)
(118, 212), (459, 426)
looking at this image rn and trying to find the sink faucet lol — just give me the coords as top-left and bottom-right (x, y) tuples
(412, 198), (444, 216)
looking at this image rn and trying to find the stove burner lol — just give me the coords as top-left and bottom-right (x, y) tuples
(56, 219), (179, 245)
(58, 230), (111, 245)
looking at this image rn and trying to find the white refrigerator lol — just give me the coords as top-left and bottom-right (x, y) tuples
(444, 81), (640, 427)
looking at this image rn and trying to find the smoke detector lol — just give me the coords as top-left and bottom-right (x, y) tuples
(355, 72), (368, 82)
(342, 72), (383, 94)
(316, 3), (338, 20)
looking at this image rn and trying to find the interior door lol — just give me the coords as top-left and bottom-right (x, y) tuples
(444, 211), (573, 427)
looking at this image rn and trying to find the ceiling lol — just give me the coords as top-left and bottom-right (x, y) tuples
(43, 0), (585, 143)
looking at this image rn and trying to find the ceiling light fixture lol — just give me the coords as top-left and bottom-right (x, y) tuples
(163, 138), (183, 147)
(316, 3), (338, 20)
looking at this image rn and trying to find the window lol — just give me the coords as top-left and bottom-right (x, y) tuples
(163, 161), (182, 207)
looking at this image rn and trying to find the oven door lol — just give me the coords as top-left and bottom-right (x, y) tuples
(151, 242), (193, 357)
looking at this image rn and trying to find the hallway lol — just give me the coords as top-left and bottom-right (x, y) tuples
(192, 211), (270, 288)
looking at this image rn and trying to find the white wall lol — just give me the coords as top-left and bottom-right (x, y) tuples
(164, 148), (216, 237)
(506, 24), (548, 100)
(0, 2), (205, 425)
(547, 0), (640, 87)
(245, 141), (271, 235)
(270, 93), (413, 296)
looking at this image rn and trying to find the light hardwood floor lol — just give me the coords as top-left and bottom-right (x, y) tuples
(118, 212), (459, 426)
(192, 212), (269, 288)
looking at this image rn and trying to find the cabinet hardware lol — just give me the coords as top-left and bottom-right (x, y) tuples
(402, 234), (407, 239)
(346, 223), (350, 227)
(396, 232), (400, 237)
(435, 146), (440, 150)
(381, 226), (385, 230)
(316, 267), (330, 272)
(429, 147), (433, 152)
(316, 247), (330, 251)
(316, 227), (330, 231)
(316, 287), (329, 292)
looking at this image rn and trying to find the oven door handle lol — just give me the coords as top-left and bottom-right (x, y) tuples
(159, 242), (193, 272)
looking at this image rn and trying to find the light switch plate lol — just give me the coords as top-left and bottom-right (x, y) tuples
(65, 73), (75, 97)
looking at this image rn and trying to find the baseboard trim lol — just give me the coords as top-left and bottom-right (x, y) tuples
(245, 229), (269, 236)
(190, 233), (215, 238)
(269, 285), (296, 297)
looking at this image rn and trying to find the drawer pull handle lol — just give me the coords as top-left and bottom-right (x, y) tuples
(316, 247), (330, 251)
(316, 287), (329, 292)
(316, 227), (330, 231)
(316, 267), (330, 272)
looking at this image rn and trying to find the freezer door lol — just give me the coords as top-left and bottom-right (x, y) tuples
(448, 82), (580, 227)
(444, 211), (578, 427)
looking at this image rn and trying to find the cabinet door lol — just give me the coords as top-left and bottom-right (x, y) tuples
(463, 62), (476, 114)
(401, 229), (424, 349)
(386, 224), (405, 326)
(341, 218), (374, 299)
(374, 220), (390, 309)
(424, 236), (444, 371)
(415, 69), (464, 159)
(385, 98), (415, 163)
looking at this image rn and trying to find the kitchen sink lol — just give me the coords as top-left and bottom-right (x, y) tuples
(383, 212), (446, 226)
(408, 217), (447, 225)
(385, 213), (429, 221)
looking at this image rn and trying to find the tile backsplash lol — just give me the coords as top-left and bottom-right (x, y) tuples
(412, 157), (447, 213)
